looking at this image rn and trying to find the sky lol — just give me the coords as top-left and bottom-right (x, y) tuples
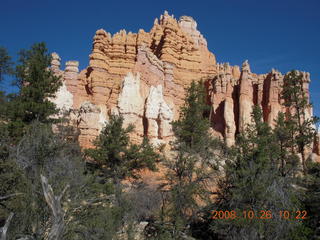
(1, 0), (320, 115)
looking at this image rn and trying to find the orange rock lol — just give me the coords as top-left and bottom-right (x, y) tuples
(50, 11), (315, 155)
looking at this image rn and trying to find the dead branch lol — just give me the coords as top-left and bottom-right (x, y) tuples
(40, 174), (69, 240)
(0, 212), (14, 240)
(0, 193), (23, 201)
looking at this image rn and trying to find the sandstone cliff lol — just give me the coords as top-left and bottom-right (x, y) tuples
(50, 11), (315, 154)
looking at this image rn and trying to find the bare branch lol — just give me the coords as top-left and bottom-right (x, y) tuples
(58, 185), (69, 202)
(40, 174), (69, 240)
(0, 212), (14, 240)
(0, 193), (23, 201)
(16, 237), (35, 240)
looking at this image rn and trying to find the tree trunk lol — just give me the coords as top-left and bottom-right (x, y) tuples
(40, 175), (69, 240)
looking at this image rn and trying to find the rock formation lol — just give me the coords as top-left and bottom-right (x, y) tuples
(117, 72), (145, 143)
(239, 60), (254, 132)
(145, 85), (174, 146)
(50, 11), (315, 153)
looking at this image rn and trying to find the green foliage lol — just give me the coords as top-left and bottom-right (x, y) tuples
(273, 112), (300, 176)
(164, 153), (203, 233)
(6, 42), (61, 141)
(0, 158), (33, 237)
(0, 46), (14, 82)
(0, 125), (33, 238)
(0, 46), (13, 129)
(172, 81), (212, 155)
(1, 42), (319, 240)
(300, 162), (320, 238)
(15, 121), (83, 190)
(289, 223), (313, 240)
(65, 167), (163, 239)
(281, 70), (318, 173)
(0, 43), (67, 238)
(85, 114), (159, 182)
(4, 121), (84, 238)
(63, 173), (128, 240)
(82, 114), (162, 238)
(160, 81), (222, 238)
(0, 91), (8, 120)
(212, 106), (302, 240)
(0, 42), (162, 239)
(65, 201), (126, 240)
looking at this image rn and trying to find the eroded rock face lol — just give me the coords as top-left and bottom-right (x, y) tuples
(75, 101), (107, 148)
(145, 85), (174, 146)
(224, 81), (236, 146)
(178, 16), (207, 47)
(51, 52), (61, 74)
(50, 11), (314, 151)
(266, 69), (283, 127)
(51, 81), (73, 112)
(117, 72), (145, 142)
(239, 60), (254, 132)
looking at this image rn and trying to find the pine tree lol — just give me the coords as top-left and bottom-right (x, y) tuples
(0, 124), (32, 239)
(301, 161), (320, 238)
(0, 46), (14, 119)
(212, 106), (301, 240)
(83, 114), (161, 239)
(172, 80), (212, 156)
(6, 42), (61, 140)
(281, 70), (318, 173)
(0, 46), (14, 83)
(0, 48), (32, 236)
(85, 114), (159, 183)
(7, 121), (84, 239)
(159, 81), (222, 238)
(273, 112), (300, 177)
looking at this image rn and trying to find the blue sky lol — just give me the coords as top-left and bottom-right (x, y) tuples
(1, 0), (320, 115)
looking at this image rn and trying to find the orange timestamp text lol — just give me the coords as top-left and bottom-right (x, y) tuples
(211, 210), (307, 220)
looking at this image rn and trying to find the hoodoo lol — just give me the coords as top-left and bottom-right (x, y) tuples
(51, 11), (314, 153)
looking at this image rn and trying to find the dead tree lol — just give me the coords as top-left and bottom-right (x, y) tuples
(40, 175), (69, 240)
(0, 193), (19, 240)
(0, 212), (14, 240)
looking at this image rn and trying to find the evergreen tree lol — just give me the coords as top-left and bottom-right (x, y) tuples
(281, 70), (318, 173)
(301, 161), (320, 239)
(0, 124), (32, 239)
(85, 114), (159, 183)
(6, 42), (61, 140)
(0, 47), (29, 239)
(273, 112), (300, 177)
(172, 81), (212, 156)
(0, 46), (13, 120)
(158, 81), (222, 238)
(7, 121), (84, 239)
(0, 46), (14, 83)
(212, 106), (302, 240)
(83, 114), (161, 239)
